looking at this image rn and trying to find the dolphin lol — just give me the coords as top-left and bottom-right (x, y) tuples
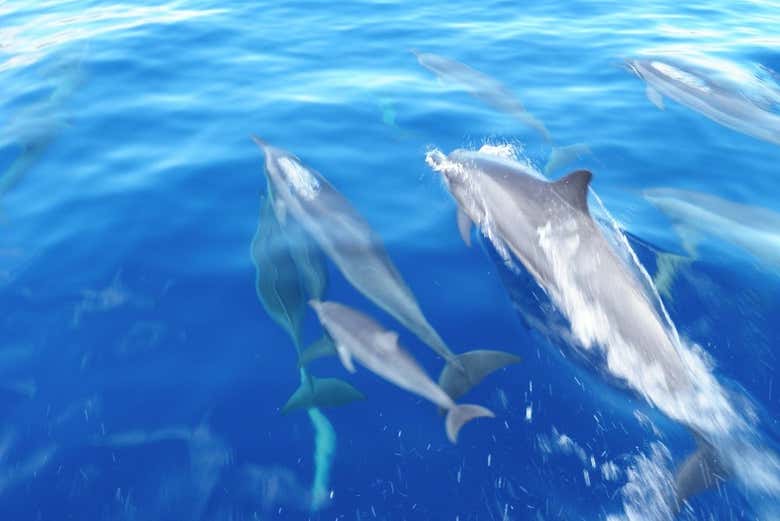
(426, 146), (737, 505)
(626, 57), (780, 146)
(412, 50), (551, 141)
(251, 193), (364, 412)
(1, 52), (84, 198)
(426, 148), (692, 396)
(252, 136), (520, 401)
(310, 300), (494, 443)
(251, 193), (306, 348)
(644, 187), (780, 270)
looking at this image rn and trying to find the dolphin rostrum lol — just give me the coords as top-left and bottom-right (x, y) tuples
(626, 57), (780, 146)
(426, 146), (743, 506)
(253, 136), (520, 401)
(310, 299), (494, 443)
(251, 193), (364, 413)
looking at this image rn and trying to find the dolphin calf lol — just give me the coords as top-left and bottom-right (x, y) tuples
(645, 187), (780, 270)
(310, 300), (494, 443)
(626, 56), (780, 146)
(253, 136), (520, 400)
(251, 193), (364, 413)
(412, 50), (551, 141)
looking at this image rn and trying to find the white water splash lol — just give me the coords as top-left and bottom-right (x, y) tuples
(426, 148), (518, 272)
(607, 443), (676, 521)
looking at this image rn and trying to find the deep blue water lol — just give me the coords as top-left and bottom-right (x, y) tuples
(1, 1), (779, 520)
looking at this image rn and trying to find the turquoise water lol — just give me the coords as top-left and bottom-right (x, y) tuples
(1, 1), (779, 520)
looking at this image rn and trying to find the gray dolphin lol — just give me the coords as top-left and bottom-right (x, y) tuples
(644, 187), (780, 270)
(1, 52), (84, 198)
(253, 136), (520, 401)
(250, 193), (364, 413)
(412, 50), (551, 141)
(626, 57), (780, 146)
(251, 192), (306, 348)
(310, 300), (494, 443)
(426, 147), (732, 505)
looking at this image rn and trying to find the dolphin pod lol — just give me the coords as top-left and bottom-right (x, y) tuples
(425, 146), (740, 509)
(627, 56), (780, 146)
(252, 136), (520, 403)
(310, 300), (494, 443)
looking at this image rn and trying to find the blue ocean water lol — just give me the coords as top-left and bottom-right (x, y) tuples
(1, 1), (779, 520)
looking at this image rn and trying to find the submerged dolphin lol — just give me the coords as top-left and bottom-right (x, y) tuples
(412, 50), (551, 141)
(1, 53), (84, 198)
(251, 193), (364, 413)
(627, 57), (780, 146)
(426, 147), (734, 505)
(252, 136), (520, 401)
(310, 300), (494, 443)
(412, 51), (594, 175)
(645, 187), (780, 270)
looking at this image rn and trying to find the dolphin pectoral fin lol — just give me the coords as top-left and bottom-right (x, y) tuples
(457, 208), (473, 247)
(281, 376), (365, 414)
(438, 350), (522, 401)
(672, 438), (727, 510)
(673, 224), (700, 259)
(654, 252), (691, 302)
(335, 342), (357, 373)
(553, 170), (593, 214)
(646, 85), (665, 110)
(299, 335), (338, 366)
(445, 404), (494, 444)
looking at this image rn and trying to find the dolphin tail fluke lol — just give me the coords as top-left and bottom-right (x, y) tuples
(298, 334), (338, 367)
(438, 350), (521, 401)
(281, 375), (365, 414)
(671, 436), (728, 511)
(445, 404), (494, 443)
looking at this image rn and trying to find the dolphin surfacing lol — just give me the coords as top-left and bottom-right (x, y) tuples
(253, 136), (520, 400)
(426, 146), (748, 507)
(427, 147), (692, 399)
(311, 300), (494, 443)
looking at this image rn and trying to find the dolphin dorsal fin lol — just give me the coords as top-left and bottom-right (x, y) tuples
(553, 170), (592, 213)
(378, 331), (399, 351)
